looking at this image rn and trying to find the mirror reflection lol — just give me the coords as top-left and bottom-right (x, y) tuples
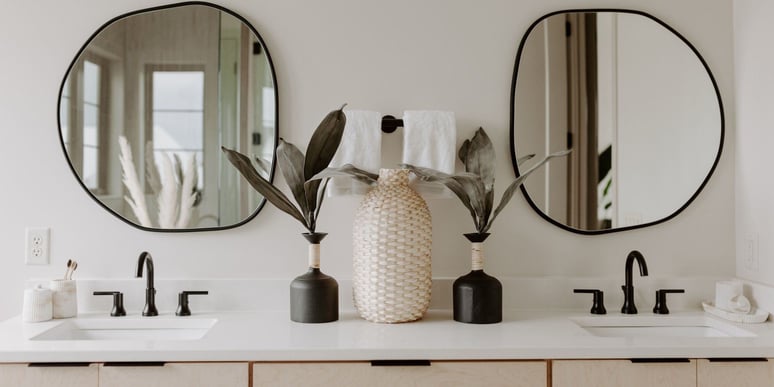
(512, 11), (722, 233)
(59, 3), (277, 231)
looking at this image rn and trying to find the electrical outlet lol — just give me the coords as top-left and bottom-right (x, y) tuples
(744, 233), (759, 271)
(25, 227), (50, 265)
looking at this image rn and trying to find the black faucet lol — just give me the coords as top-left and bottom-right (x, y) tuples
(621, 250), (648, 314)
(136, 251), (158, 316)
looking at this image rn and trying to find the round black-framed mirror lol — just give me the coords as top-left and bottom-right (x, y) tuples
(58, 1), (278, 232)
(510, 9), (724, 235)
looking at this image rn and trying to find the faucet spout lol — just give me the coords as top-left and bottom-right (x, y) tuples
(622, 250), (648, 314)
(136, 251), (158, 316)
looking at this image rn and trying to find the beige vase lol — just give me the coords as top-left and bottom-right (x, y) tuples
(352, 169), (432, 323)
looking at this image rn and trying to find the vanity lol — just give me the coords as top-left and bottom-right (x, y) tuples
(1, 308), (774, 387)
(3, 1), (763, 386)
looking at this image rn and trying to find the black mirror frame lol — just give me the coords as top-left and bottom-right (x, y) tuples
(57, 1), (279, 233)
(509, 8), (725, 235)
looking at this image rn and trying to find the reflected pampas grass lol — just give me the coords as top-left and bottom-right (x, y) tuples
(118, 136), (153, 227)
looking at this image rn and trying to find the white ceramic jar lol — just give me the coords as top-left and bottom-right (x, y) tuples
(22, 285), (52, 322)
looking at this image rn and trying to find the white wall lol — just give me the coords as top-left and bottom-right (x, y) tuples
(734, 0), (774, 285)
(0, 0), (735, 320)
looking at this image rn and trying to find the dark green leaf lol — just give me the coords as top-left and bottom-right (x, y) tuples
(314, 177), (330, 226)
(277, 139), (309, 222)
(464, 128), (496, 191)
(516, 154), (536, 166)
(399, 163), (453, 181)
(451, 174), (488, 231)
(304, 179), (321, 219)
(458, 139), (470, 165)
(483, 188), (494, 230)
(222, 146), (307, 227)
(303, 105), (347, 180)
(312, 164), (379, 184)
(252, 156), (271, 174)
(402, 164), (480, 230)
(485, 149), (571, 232)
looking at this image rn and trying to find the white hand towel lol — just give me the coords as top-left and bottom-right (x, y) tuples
(328, 110), (382, 196)
(402, 110), (456, 198)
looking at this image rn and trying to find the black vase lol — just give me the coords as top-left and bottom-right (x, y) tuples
(289, 232), (339, 323)
(453, 233), (502, 324)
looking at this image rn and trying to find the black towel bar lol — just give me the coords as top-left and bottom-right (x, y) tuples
(381, 115), (403, 133)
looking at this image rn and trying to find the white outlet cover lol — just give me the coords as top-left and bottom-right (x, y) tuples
(25, 227), (49, 265)
(744, 233), (759, 271)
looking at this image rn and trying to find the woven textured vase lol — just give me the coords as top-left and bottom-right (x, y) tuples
(352, 169), (432, 323)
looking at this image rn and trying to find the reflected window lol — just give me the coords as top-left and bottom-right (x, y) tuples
(82, 60), (101, 190)
(261, 87), (275, 133)
(61, 57), (107, 193)
(148, 68), (205, 189)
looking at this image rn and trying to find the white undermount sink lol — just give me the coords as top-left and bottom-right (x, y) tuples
(29, 317), (217, 341)
(572, 315), (756, 338)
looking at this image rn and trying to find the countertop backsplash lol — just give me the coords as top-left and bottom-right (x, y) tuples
(27, 277), (723, 315)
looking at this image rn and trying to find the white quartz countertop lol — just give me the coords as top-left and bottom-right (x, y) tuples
(2, 309), (774, 363)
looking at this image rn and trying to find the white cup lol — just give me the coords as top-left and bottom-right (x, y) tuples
(50, 279), (77, 318)
(715, 280), (751, 314)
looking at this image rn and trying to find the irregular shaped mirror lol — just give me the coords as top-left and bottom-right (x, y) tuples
(58, 2), (277, 231)
(511, 10), (723, 234)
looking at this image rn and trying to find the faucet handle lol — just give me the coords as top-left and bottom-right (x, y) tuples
(653, 289), (685, 314)
(93, 291), (127, 317)
(574, 289), (606, 315)
(176, 291), (209, 316)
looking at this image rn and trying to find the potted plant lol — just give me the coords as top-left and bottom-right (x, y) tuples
(221, 105), (347, 323)
(404, 128), (569, 323)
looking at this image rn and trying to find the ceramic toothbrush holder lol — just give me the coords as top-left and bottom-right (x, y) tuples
(50, 279), (77, 318)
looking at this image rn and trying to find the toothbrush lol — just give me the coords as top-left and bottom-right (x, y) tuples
(67, 261), (78, 280)
(63, 259), (72, 280)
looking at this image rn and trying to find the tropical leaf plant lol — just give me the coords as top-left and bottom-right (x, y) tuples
(403, 127), (570, 234)
(311, 163), (379, 186)
(221, 105), (347, 233)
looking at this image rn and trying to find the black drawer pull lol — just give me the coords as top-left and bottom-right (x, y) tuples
(708, 358), (768, 362)
(371, 360), (431, 366)
(28, 362), (92, 367)
(103, 362), (166, 367)
(630, 358), (691, 363)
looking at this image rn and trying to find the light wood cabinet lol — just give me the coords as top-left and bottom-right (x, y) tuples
(697, 359), (774, 387)
(3, 357), (774, 386)
(98, 362), (248, 387)
(552, 359), (696, 387)
(252, 361), (547, 387)
(0, 363), (98, 387)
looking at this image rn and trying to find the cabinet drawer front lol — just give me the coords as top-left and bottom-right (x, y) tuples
(697, 359), (774, 387)
(0, 364), (98, 387)
(552, 360), (696, 387)
(253, 361), (546, 387)
(99, 362), (248, 387)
